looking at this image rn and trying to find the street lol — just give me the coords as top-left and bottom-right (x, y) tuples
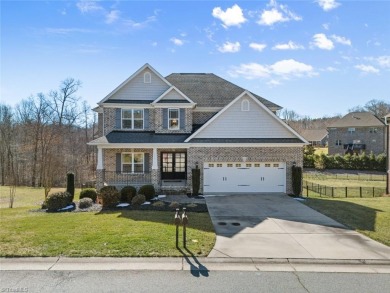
(1, 270), (389, 293)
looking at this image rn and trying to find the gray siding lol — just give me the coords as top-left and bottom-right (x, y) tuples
(108, 68), (170, 101)
(160, 89), (187, 101)
(195, 95), (295, 139)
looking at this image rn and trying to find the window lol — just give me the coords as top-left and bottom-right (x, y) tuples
(273, 163), (279, 167)
(122, 153), (144, 173)
(217, 163), (223, 167)
(208, 163), (214, 167)
(246, 163), (252, 167)
(254, 163), (260, 167)
(265, 164), (271, 167)
(227, 164), (233, 167)
(241, 99), (249, 111)
(336, 139), (342, 146)
(369, 128), (377, 133)
(168, 109), (180, 130)
(235, 163), (241, 167)
(348, 127), (355, 134)
(122, 109), (144, 130)
(144, 72), (151, 83)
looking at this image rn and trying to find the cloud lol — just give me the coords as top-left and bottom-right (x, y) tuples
(76, 1), (103, 13)
(229, 59), (315, 82)
(105, 10), (120, 24)
(218, 41), (240, 53)
(257, 0), (302, 26)
(331, 34), (352, 46)
(212, 4), (247, 28)
(249, 43), (267, 52)
(377, 56), (390, 68)
(322, 23), (330, 30)
(170, 37), (184, 46)
(312, 33), (334, 50)
(355, 64), (379, 74)
(325, 66), (338, 72)
(272, 41), (304, 50)
(122, 15), (157, 29)
(317, 0), (341, 12)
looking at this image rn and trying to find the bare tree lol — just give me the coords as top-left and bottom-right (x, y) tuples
(0, 104), (13, 185)
(349, 99), (390, 119)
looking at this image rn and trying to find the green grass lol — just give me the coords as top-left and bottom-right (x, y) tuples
(303, 193), (390, 246)
(303, 178), (386, 188)
(0, 186), (216, 257)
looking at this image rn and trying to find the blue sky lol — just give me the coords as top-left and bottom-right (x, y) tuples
(1, 0), (389, 118)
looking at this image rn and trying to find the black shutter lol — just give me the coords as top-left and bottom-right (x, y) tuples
(180, 108), (185, 130)
(163, 108), (168, 129)
(144, 109), (149, 130)
(144, 153), (150, 173)
(115, 109), (121, 129)
(116, 153), (121, 173)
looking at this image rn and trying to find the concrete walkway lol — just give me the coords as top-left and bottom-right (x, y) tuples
(205, 194), (390, 259)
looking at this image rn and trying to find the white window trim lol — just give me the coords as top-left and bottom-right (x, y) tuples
(241, 99), (250, 111)
(144, 72), (151, 83)
(168, 108), (180, 130)
(122, 109), (144, 130)
(122, 152), (145, 174)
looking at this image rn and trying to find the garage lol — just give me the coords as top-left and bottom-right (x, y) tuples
(203, 162), (286, 193)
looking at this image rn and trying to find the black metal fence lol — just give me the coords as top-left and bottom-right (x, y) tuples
(303, 173), (386, 181)
(103, 171), (152, 187)
(303, 180), (386, 198)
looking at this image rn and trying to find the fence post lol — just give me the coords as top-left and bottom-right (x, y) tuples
(332, 187), (334, 198)
(373, 187), (375, 197)
(345, 186), (348, 198)
(306, 185), (309, 197)
(360, 187), (362, 198)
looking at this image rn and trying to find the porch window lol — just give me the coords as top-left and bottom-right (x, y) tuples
(122, 109), (144, 130)
(122, 153), (144, 173)
(168, 109), (179, 130)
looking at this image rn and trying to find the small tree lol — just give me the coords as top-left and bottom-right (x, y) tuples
(192, 168), (200, 197)
(66, 172), (75, 201)
(292, 165), (302, 196)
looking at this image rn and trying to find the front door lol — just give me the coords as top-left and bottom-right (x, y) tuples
(161, 152), (187, 180)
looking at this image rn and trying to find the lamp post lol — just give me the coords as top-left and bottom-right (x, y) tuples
(385, 114), (390, 195)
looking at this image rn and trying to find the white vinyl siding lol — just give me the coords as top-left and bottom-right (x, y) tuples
(195, 95), (295, 139)
(108, 68), (170, 101)
(159, 89), (187, 101)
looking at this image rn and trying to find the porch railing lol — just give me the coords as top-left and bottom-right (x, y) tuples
(103, 171), (152, 187)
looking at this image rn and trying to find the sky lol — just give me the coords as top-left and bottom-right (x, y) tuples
(1, 0), (389, 118)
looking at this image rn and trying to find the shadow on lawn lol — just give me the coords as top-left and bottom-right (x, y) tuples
(304, 197), (383, 232)
(177, 247), (209, 278)
(94, 209), (215, 233)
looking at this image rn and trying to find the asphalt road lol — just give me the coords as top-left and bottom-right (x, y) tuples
(1, 271), (389, 293)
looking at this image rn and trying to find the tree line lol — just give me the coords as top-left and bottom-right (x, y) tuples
(0, 78), (96, 197)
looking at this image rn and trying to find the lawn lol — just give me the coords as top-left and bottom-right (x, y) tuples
(303, 194), (390, 246)
(303, 178), (386, 188)
(0, 186), (216, 257)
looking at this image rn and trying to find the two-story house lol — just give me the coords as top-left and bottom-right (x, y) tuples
(88, 64), (307, 194)
(327, 112), (386, 155)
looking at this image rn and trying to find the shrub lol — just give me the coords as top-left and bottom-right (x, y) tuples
(169, 201), (180, 209)
(79, 189), (97, 203)
(152, 201), (165, 207)
(45, 191), (73, 211)
(291, 166), (302, 196)
(192, 168), (200, 197)
(131, 194), (146, 206)
(79, 198), (93, 209)
(66, 172), (75, 201)
(100, 186), (120, 208)
(186, 203), (197, 208)
(138, 185), (156, 201)
(120, 186), (137, 203)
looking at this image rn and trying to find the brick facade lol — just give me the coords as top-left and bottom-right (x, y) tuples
(103, 108), (116, 135)
(154, 108), (192, 133)
(328, 126), (386, 155)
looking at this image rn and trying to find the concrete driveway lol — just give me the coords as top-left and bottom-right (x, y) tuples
(205, 194), (390, 259)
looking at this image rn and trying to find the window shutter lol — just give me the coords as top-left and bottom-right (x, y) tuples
(162, 108), (168, 129)
(144, 153), (150, 173)
(116, 153), (121, 173)
(180, 108), (185, 130)
(115, 109), (122, 129)
(144, 109), (149, 130)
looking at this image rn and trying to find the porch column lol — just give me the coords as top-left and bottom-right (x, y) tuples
(97, 147), (104, 170)
(152, 147), (158, 170)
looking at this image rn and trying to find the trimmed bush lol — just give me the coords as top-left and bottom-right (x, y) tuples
(45, 191), (73, 211)
(131, 194), (146, 206)
(79, 198), (93, 209)
(138, 185), (155, 201)
(120, 186), (137, 203)
(100, 186), (120, 208)
(152, 201), (165, 207)
(79, 188), (97, 203)
(66, 172), (75, 201)
(169, 201), (180, 209)
(192, 168), (200, 197)
(292, 165), (302, 196)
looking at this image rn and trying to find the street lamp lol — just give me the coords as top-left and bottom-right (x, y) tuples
(385, 113), (390, 195)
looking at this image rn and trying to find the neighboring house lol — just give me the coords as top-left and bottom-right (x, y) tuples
(88, 64), (307, 194)
(327, 112), (386, 155)
(299, 129), (328, 146)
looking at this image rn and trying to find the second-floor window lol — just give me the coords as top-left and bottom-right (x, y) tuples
(168, 108), (180, 130)
(369, 127), (377, 133)
(336, 139), (342, 146)
(348, 127), (355, 134)
(122, 109), (144, 130)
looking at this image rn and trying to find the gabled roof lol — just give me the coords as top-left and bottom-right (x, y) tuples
(98, 63), (171, 104)
(165, 73), (281, 110)
(299, 129), (328, 142)
(329, 112), (385, 128)
(152, 86), (195, 105)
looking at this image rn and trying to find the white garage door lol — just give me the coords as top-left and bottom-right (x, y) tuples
(203, 162), (286, 193)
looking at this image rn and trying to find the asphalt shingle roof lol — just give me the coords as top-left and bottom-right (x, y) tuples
(299, 129), (328, 142)
(188, 138), (304, 143)
(166, 73), (281, 109)
(329, 112), (385, 128)
(104, 131), (190, 144)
